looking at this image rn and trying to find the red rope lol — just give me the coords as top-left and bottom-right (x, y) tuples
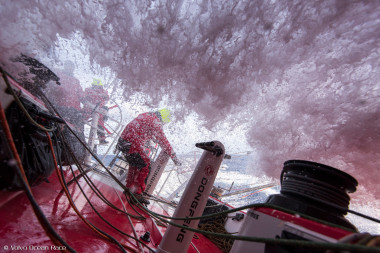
(241, 186), (274, 199)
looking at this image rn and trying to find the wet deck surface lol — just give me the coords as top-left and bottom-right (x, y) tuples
(0, 169), (222, 252)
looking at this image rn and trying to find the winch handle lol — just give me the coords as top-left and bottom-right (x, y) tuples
(195, 141), (224, 157)
(195, 142), (231, 159)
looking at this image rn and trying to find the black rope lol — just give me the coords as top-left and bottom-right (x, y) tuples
(58, 130), (145, 220)
(143, 202), (380, 253)
(0, 115), (76, 251)
(37, 91), (144, 219)
(53, 133), (128, 253)
(1, 68), (56, 132)
(39, 91), (128, 192)
(62, 142), (155, 253)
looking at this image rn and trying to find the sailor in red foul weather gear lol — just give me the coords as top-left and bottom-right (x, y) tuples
(44, 61), (87, 164)
(117, 109), (181, 197)
(82, 78), (110, 144)
(45, 61), (84, 130)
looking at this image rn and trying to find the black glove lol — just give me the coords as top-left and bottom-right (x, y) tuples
(117, 138), (131, 154)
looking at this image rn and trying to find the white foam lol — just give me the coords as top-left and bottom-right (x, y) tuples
(1, 1), (379, 201)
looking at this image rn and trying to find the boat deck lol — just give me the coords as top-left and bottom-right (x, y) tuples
(0, 168), (222, 253)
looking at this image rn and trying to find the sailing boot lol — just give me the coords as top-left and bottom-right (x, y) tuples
(136, 194), (150, 206)
(128, 193), (150, 206)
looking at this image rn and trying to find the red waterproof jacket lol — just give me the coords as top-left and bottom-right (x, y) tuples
(49, 73), (84, 110)
(120, 112), (175, 160)
(82, 86), (109, 114)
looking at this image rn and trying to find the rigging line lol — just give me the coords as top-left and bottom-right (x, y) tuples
(62, 116), (127, 190)
(130, 192), (358, 233)
(103, 121), (117, 134)
(136, 183), (380, 226)
(113, 188), (151, 253)
(241, 186), (274, 199)
(36, 91), (133, 219)
(143, 193), (177, 208)
(150, 209), (380, 253)
(37, 85), (378, 249)
(221, 183), (276, 197)
(176, 169), (183, 184)
(47, 132), (129, 253)
(57, 137), (150, 251)
(62, 168), (93, 188)
(81, 173), (144, 221)
(0, 67), (55, 132)
(115, 190), (144, 253)
(141, 194), (178, 218)
(74, 168), (145, 220)
(65, 155), (149, 253)
(127, 191), (182, 222)
(190, 242), (201, 253)
(58, 132), (145, 220)
(0, 100), (76, 252)
(59, 134), (150, 251)
(124, 192), (151, 218)
(204, 203), (229, 209)
(133, 190), (380, 253)
(51, 133), (129, 253)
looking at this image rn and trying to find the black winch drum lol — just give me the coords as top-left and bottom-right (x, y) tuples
(266, 160), (358, 230)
